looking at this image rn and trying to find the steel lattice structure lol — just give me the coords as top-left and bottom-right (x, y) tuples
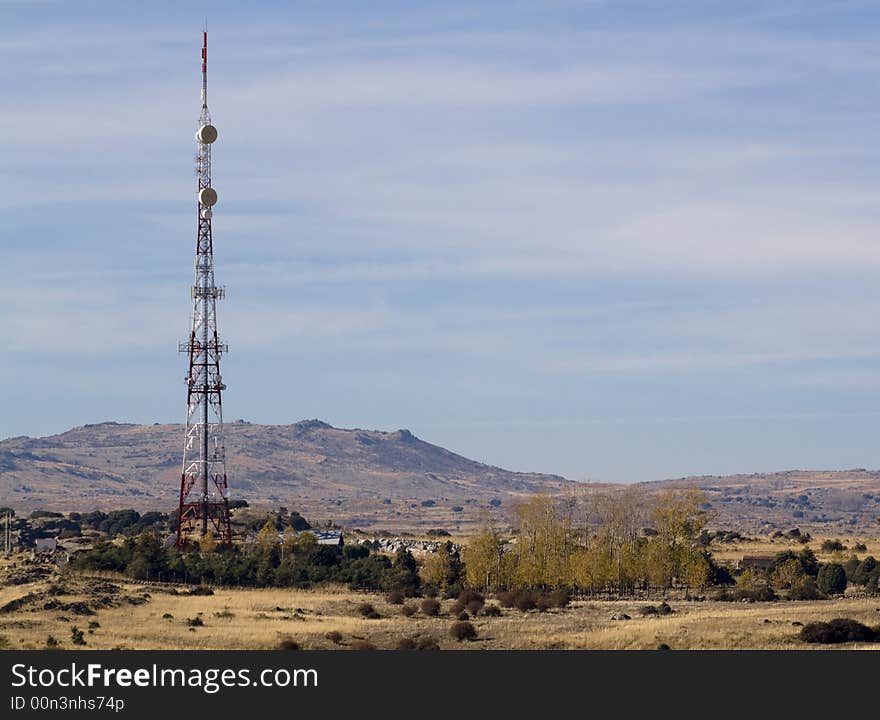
(176, 31), (233, 547)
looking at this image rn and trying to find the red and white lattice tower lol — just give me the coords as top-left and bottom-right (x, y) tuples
(176, 31), (233, 547)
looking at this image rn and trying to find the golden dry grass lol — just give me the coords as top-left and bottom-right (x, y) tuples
(2, 573), (880, 650)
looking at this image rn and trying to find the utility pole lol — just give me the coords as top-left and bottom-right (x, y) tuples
(176, 29), (233, 548)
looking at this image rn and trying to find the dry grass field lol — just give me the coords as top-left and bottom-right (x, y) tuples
(2, 569), (880, 650)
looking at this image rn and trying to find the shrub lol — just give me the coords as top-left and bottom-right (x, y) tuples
(466, 599), (484, 615)
(185, 617), (203, 627)
(496, 590), (517, 608)
(548, 588), (570, 609)
(162, 613), (173, 620)
(800, 618), (879, 644)
(357, 602), (381, 619)
(513, 591), (538, 612)
(855, 543), (868, 552)
(396, 637), (417, 650)
(213, 609), (234, 619)
(277, 638), (301, 650)
(386, 590), (405, 605)
(817, 563), (847, 595)
(458, 590), (484, 609)
(457, 611), (470, 621)
(87, 621), (100, 629)
(416, 635), (440, 651)
(821, 539), (846, 553)
(482, 604), (502, 617)
(45, 635), (59, 648)
(351, 641), (377, 651)
(788, 577), (821, 601)
(325, 631), (343, 645)
(401, 604), (417, 617)
(450, 621), (477, 642)
(420, 598), (441, 617)
(70, 627), (86, 646)
(535, 595), (553, 612)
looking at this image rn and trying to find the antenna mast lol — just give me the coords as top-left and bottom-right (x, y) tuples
(176, 30), (233, 547)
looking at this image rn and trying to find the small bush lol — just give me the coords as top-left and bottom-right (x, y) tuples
(357, 603), (381, 619)
(401, 603), (417, 617)
(396, 637), (417, 650)
(70, 627), (86, 646)
(514, 591), (538, 612)
(855, 543), (868, 552)
(162, 613), (173, 620)
(496, 590), (517, 608)
(87, 621), (100, 629)
(458, 590), (485, 609)
(450, 621), (477, 642)
(213, 609), (234, 619)
(386, 590), (405, 605)
(800, 618), (879, 644)
(416, 635), (440, 651)
(420, 598), (441, 617)
(185, 617), (204, 627)
(46, 635), (59, 648)
(548, 588), (571, 609)
(325, 631), (343, 645)
(482, 604), (502, 617)
(277, 638), (301, 650)
(457, 611), (470, 621)
(536, 595), (554, 612)
(821, 539), (846, 553)
(351, 641), (377, 651)
(466, 599), (484, 615)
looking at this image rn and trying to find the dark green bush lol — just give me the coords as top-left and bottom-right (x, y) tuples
(788, 577), (821, 601)
(800, 618), (879, 644)
(817, 563), (847, 595)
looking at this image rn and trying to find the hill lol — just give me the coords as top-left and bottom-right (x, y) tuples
(0, 420), (572, 530)
(654, 470), (880, 534)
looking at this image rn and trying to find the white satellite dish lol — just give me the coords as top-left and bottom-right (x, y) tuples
(196, 124), (218, 144)
(199, 187), (218, 207)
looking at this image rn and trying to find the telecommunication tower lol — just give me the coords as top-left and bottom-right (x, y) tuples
(176, 31), (233, 547)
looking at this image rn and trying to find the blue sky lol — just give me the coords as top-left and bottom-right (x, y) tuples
(4, 1), (880, 482)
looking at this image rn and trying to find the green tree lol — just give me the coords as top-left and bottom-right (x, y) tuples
(817, 563), (847, 595)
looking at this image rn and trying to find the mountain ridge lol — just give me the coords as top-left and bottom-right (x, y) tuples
(0, 419), (572, 530)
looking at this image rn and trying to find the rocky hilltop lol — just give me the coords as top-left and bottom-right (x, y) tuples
(0, 420), (572, 530)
